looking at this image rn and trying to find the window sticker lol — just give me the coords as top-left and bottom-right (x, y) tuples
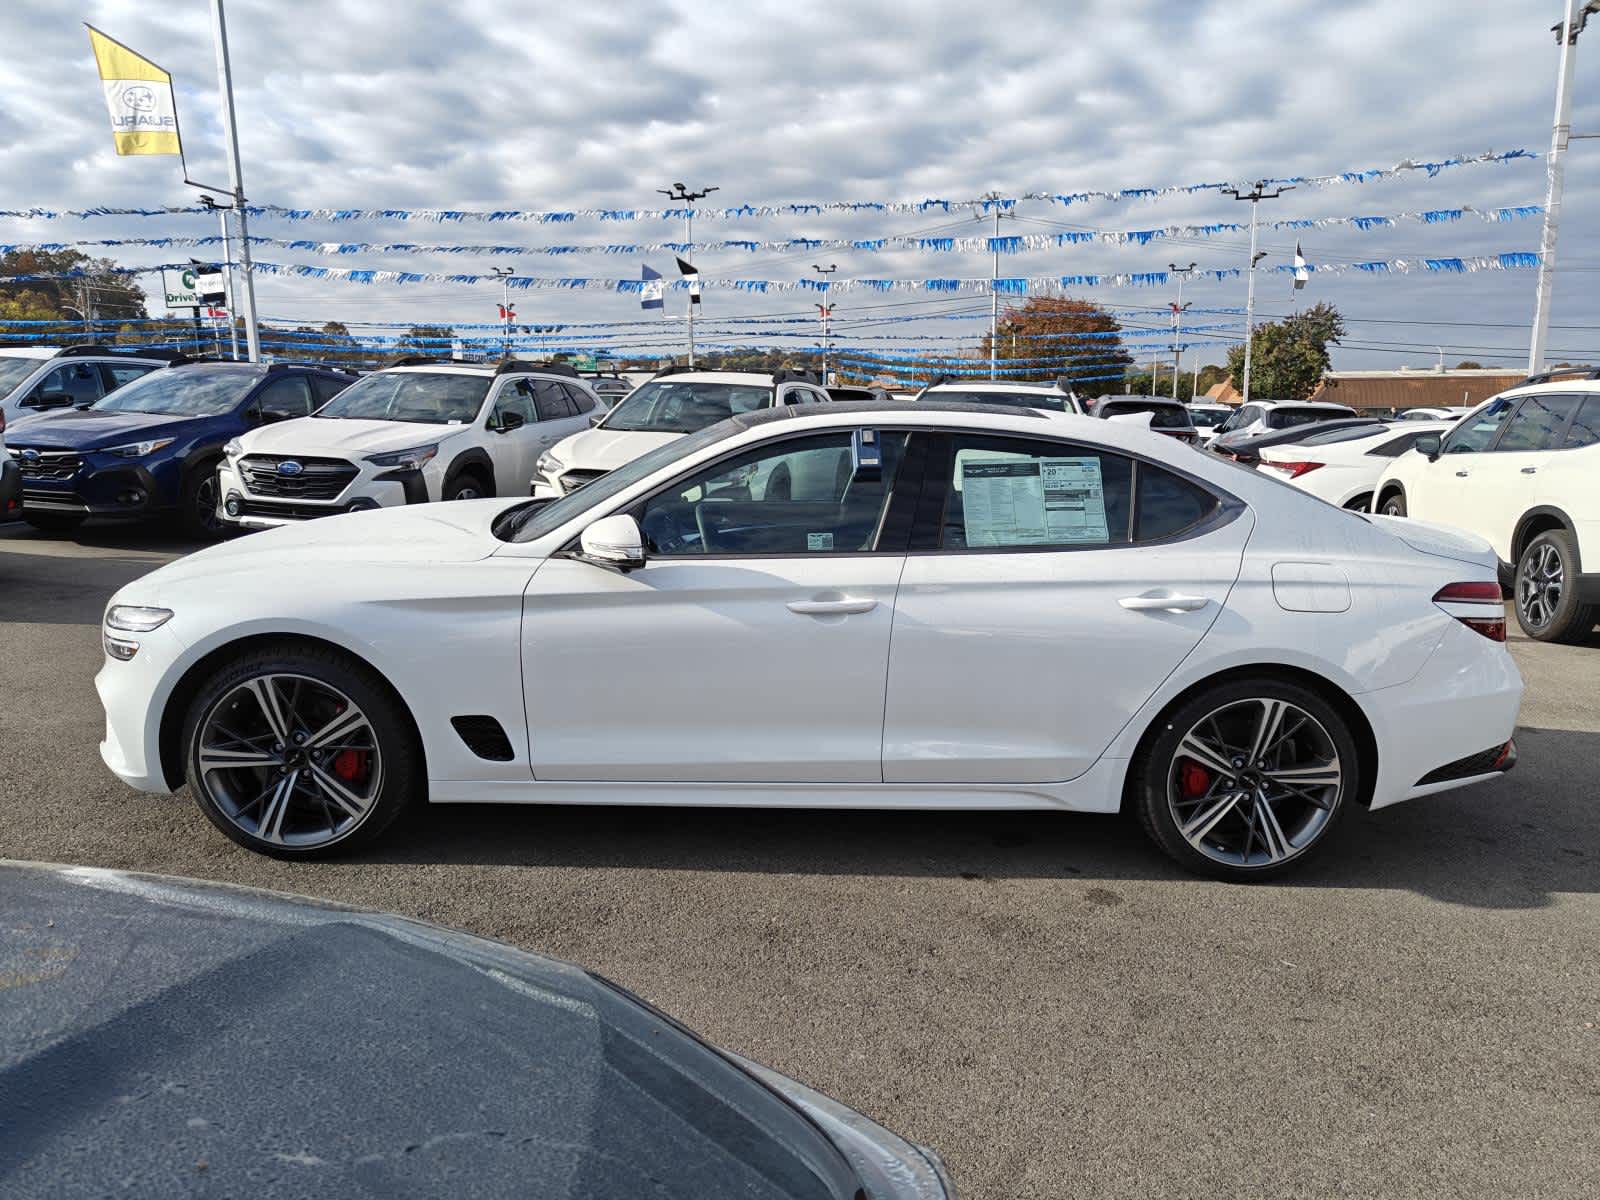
(807, 531), (835, 551)
(959, 456), (1108, 546)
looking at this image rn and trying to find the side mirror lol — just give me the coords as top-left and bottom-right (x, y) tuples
(577, 513), (645, 572)
(1414, 431), (1443, 461)
(496, 411), (526, 434)
(32, 391), (74, 409)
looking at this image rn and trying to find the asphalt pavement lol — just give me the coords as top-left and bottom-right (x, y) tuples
(2, 521), (1597, 1200)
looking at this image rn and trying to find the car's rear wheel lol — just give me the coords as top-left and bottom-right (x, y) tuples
(1377, 490), (1406, 517)
(182, 643), (421, 858)
(1515, 529), (1595, 644)
(1131, 678), (1357, 881)
(22, 512), (84, 535)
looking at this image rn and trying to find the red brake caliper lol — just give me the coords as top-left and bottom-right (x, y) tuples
(1179, 760), (1212, 798)
(332, 749), (370, 786)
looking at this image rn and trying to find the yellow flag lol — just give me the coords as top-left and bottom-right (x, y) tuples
(86, 24), (182, 156)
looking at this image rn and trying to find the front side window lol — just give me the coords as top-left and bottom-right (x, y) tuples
(93, 366), (264, 416)
(639, 431), (907, 556)
(1443, 397), (1513, 455)
(1561, 396), (1600, 449)
(600, 380), (774, 433)
(33, 362), (104, 407)
(1493, 394), (1579, 452)
(492, 381), (538, 428)
(314, 370), (489, 424)
(1217, 405), (1260, 433)
(939, 435), (1133, 549)
(0, 356), (39, 398)
(101, 362), (158, 391)
(926, 389), (1070, 413)
(254, 375), (314, 422)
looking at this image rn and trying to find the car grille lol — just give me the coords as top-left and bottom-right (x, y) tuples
(234, 498), (346, 522)
(238, 455), (358, 501)
(9, 448), (81, 480)
(559, 468), (608, 494)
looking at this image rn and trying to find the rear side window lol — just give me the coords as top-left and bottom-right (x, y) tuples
(562, 382), (597, 413)
(309, 375), (350, 405)
(1135, 467), (1220, 540)
(1268, 408), (1335, 430)
(1562, 396), (1600, 449)
(533, 380), (576, 421)
(938, 435), (1133, 549)
(1494, 394), (1580, 452)
(100, 362), (157, 391)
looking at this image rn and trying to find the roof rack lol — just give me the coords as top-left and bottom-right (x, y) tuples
(264, 360), (359, 374)
(1518, 365), (1600, 386)
(494, 358), (580, 378)
(771, 368), (820, 385)
(651, 363), (696, 379)
(384, 354), (445, 368)
(54, 344), (117, 358)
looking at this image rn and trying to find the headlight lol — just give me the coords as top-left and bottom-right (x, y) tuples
(365, 443), (439, 470)
(223, 438), (243, 459)
(536, 450), (563, 477)
(105, 605), (173, 632)
(102, 438), (175, 459)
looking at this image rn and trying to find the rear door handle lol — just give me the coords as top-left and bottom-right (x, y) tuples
(787, 597), (878, 616)
(1455, 470), (1470, 477)
(1521, 466), (1538, 474)
(1120, 593), (1209, 613)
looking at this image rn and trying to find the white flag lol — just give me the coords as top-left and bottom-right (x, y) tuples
(1293, 241), (1310, 290)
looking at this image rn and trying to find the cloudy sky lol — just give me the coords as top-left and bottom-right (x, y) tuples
(1, 0), (1597, 375)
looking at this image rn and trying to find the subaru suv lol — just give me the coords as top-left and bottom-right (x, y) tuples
(0, 345), (175, 425)
(5, 361), (354, 537)
(218, 358), (604, 528)
(913, 376), (1086, 414)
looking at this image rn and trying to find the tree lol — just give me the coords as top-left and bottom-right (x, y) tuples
(977, 295), (1133, 397)
(0, 248), (148, 332)
(1225, 302), (1346, 401)
(1454, 360), (1484, 370)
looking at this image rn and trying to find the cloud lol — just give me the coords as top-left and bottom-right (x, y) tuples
(0, 0), (1594, 368)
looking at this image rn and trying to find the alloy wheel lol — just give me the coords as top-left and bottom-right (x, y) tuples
(194, 476), (220, 533)
(194, 673), (383, 848)
(1167, 697), (1343, 869)
(1517, 541), (1563, 631)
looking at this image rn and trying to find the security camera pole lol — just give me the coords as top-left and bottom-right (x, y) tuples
(205, 0), (260, 363)
(1223, 182), (1293, 405)
(1168, 262), (1197, 400)
(490, 266), (516, 357)
(198, 194), (239, 359)
(813, 263), (836, 383)
(1529, 0), (1600, 371)
(657, 182), (719, 366)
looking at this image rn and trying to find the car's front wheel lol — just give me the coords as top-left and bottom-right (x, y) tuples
(181, 642), (422, 858)
(1131, 678), (1358, 881)
(1377, 489), (1406, 517)
(1515, 529), (1596, 644)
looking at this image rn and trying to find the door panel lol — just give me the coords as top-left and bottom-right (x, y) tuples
(1469, 394), (1580, 560)
(523, 555), (902, 781)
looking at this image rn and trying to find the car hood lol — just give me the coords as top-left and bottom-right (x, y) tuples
(241, 416), (471, 457)
(1368, 514), (1499, 571)
(550, 425), (682, 471)
(2, 409), (210, 450)
(0, 862), (941, 1200)
(134, 499), (519, 598)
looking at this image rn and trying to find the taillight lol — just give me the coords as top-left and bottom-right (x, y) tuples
(1267, 460), (1324, 479)
(1433, 581), (1506, 641)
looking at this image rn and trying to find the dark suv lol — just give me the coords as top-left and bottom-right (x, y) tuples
(5, 361), (355, 538)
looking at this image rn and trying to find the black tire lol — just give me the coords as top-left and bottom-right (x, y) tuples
(1377, 489), (1406, 517)
(181, 641), (423, 859)
(22, 512), (85, 535)
(443, 472), (488, 501)
(1130, 676), (1359, 882)
(1343, 493), (1373, 512)
(179, 460), (225, 540)
(1515, 528), (1596, 644)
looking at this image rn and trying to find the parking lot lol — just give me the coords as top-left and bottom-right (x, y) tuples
(2, 521), (1597, 1200)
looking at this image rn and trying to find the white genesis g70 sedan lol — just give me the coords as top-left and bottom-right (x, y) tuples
(97, 402), (1523, 880)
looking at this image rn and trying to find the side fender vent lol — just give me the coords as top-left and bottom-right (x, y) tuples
(450, 715), (515, 762)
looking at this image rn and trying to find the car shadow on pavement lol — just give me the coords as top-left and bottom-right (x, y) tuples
(359, 724), (1596, 910)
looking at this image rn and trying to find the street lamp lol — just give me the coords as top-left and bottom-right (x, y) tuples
(1168, 262), (1197, 400)
(813, 264), (836, 382)
(657, 182), (719, 367)
(1223, 183), (1293, 405)
(490, 266), (516, 358)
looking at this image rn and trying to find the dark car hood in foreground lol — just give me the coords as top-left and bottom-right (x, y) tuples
(0, 863), (950, 1200)
(2, 409), (213, 452)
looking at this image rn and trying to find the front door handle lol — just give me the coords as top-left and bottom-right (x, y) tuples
(1521, 466), (1538, 474)
(1455, 470), (1470, 477)
(1120, 592), (1209, 613)
(787, 597), (878, 616)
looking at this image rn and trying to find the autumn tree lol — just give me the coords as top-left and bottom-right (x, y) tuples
(1225, 302), (1346, 401)
(978, 296), (1133, 397)
(0, 249), (148, 329)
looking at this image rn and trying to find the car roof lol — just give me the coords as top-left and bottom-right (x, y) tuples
(1098, 396), (1186, 408)
(925, 380), (1065, 393)
(1253, 399), (1353, 411)
(645, 371), (781, 386)
(0, 346), (60, 361)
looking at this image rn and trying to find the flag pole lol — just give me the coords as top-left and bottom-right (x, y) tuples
(209, 0), (260, 363)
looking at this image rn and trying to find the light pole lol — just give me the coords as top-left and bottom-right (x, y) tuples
(658, 182), (719, 367)
(1223, 182), (1293, 405)
(1530, 0), (1600, 372)
(199, 194), (240, 359)
(207, 0), (260, 363)
(490, 266), (516, 357)
(813, 263), (836, 382)
(1169, 262), (1196, 400)
(978, 192), (1018, 379)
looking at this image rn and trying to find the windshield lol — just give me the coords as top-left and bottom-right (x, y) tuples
(496, 421), (734, 543)
(1099, 401), (1193, 429)
(317, 371), (490, 424)
(926, 389), (1068, 412)
(92, 367), (263, 416)
(1188, 408), (1228, 428)
(600, 380), (775, 433)
(0, 356), (40, 397)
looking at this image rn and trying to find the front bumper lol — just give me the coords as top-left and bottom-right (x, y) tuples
(217, 461), (416, 529)
(0, 457), (20, 520)
(16, 458), (168, 518)
(96, 622), (190, 793)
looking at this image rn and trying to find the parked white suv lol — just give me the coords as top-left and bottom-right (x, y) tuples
(532, 368), (829, 497)
(218, 358), (603, 528)
(1374, 372), (1600, 643)
(1211, 398), (1356, 442)
(915, 377), (1085, 414)
(0, 345), (173, 424)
